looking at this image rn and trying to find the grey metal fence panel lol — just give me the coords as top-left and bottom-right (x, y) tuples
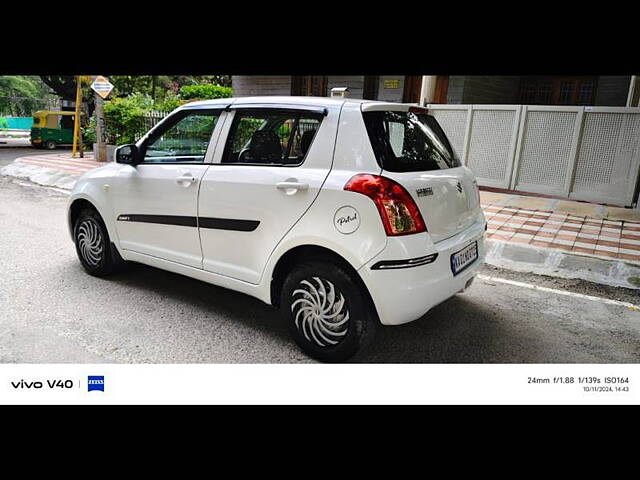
(428, 106), (468, 161)
(464, 106), (520, 189)
(511, 106), (582, 196)
(569, 108), (640, 206)
(429, 103), (640, 207)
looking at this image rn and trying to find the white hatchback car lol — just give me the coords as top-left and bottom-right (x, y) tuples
(68, 96), (486, 362)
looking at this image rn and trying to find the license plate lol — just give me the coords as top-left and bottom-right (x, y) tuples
(450, 241), (478, 276)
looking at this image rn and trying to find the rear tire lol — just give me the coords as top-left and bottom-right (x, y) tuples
(281, 260), (378, 363)
(73, 208), (118, 277)
(45, 140), (56, 150)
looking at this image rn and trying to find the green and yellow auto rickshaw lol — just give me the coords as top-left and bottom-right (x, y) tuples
(31, 110), (81, 149)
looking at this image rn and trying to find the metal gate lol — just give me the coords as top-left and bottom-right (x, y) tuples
(428, 104), (640, 207)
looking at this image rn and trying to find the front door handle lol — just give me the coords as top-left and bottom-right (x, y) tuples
(276, 181), (309, 193)
(176, 174), (197, 186)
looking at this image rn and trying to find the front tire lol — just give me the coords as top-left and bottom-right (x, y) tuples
(45, 140), (57, 150)
(73, 208), (117, 277)
(281, 260), (378, 362)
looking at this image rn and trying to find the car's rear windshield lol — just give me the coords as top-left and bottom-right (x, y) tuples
(362, 110), (460, 172)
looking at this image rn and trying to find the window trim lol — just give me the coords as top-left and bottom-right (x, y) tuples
(228, 103), (328, 116)
(219, 108), (324, 168)
(137, 108), (225, 166)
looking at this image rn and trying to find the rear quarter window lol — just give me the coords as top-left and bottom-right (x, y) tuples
(362, 110), (460, 172)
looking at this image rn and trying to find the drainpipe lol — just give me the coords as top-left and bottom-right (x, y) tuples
(420, 76), (438, 106)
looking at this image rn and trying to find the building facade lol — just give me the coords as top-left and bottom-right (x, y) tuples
(232, 75), (638, 107)
(231, 76), (422, 103)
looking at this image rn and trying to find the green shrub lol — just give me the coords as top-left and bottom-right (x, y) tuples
(82, 116), (97, 145)
(99, 87), (229, 146)
(154, 96), (185, 112)
(178, 84), (232, 100)
(0, 117), (8, 129)
(103, 93), (154, 145)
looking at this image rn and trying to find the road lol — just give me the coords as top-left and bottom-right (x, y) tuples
(1, 176), (639, 363)
(0, 146), (46, 167)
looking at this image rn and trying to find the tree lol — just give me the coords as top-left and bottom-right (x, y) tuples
(39, 76), (77, 101)
(0, 76), (53, 116)
(0, 76), (40, 97)
(109, 75), (154, 98)
(108, 75), (232, 101)
(39, 75), (99, 120)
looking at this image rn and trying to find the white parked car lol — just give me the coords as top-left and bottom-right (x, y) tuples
(68, 95), (486, 362)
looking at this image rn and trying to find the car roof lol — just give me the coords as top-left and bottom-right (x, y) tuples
(181, 96), (411, 110)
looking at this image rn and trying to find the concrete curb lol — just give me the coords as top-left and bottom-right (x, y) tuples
(485, 239), (640, 290)
(0, 159), (78, 190)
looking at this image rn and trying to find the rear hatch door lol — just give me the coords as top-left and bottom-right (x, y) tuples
(361, 104), (481, 243)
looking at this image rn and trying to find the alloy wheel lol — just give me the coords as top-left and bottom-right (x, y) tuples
(77, 218), (104, 267)
(291, 276), (350, 348)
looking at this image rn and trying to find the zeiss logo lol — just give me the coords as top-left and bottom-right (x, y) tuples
(88, 375), (105, 392)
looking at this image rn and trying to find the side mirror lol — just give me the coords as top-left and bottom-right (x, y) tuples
(115, 144), (140, 165)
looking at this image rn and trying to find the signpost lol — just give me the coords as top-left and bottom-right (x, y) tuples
(91, 76), (114, 99)
(71, 75), (84, 158)
(90, 76), (114, 162)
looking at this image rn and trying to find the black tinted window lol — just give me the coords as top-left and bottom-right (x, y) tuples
(223, 109), (323, 166)
(363, 111), (460, 172)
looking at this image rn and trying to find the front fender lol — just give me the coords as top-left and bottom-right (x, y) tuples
(67, 167), (119, 249)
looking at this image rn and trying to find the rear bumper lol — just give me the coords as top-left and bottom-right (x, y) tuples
(359, 214), (486, 326)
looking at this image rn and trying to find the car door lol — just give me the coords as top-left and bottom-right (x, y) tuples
(111, 107), (225, 268)
(198, 104), (339, 284)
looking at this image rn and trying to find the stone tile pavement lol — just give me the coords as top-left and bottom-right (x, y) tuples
(482, 203), (640, 264)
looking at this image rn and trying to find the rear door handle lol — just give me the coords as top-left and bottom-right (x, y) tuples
(176, 173), (197, 186)
(276, 181), (309, 192)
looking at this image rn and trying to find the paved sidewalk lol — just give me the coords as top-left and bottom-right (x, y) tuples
(16, 152), (101, 174)
(481, 190), (640, 223)
(0, 152), (103, 190)
(481, 194), (640, 265)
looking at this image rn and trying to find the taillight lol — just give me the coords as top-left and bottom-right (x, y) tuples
(344, 174), (426, 236)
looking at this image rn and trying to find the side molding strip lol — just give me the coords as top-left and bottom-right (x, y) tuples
(198, 217), (260, 232)
(117, 214), (260, 232)
(117, 214), (197, 227)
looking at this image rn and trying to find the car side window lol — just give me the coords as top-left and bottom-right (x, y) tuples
(141, 110), (220, 164)
(222, 109), (322, 166)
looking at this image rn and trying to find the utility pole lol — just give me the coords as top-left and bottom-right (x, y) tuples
(72, 75), (83, 158)
(90, 76), (114, 162)
(94, 91), (106, 162)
